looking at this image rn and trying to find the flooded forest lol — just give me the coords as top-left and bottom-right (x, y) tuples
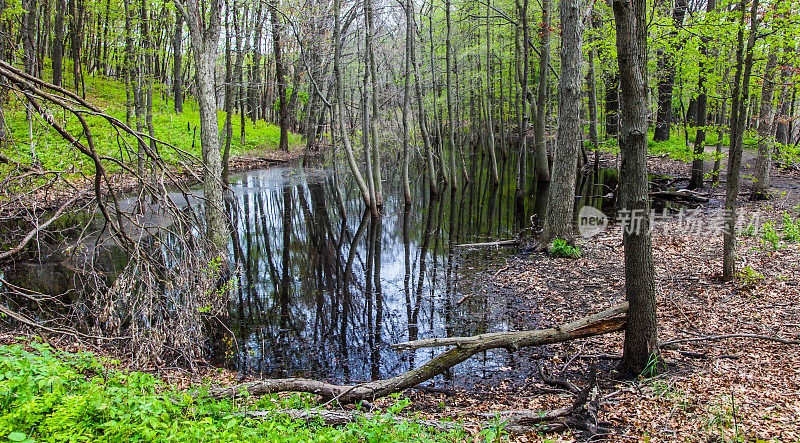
(1, 0), (800, 440)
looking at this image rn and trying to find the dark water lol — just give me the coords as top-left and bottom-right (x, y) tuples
(1, 152), (625, 384)
(222, 154), (619, 383)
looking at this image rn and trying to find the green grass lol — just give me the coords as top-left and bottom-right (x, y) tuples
(0, 341), (466, 442)
(1, 61), (301, 178)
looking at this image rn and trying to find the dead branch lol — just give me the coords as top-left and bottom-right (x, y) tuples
(660, 333), (800, 348)
(208, 304), (627, 403)
(454, 239), (519, 247)
(392, 302), (628, 350)
(0, 191), (85, 261)
(243, 409), (461, 432)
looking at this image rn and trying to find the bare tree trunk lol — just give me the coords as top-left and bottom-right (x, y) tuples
(52, 0), (65, 86)
(653, 0), (687, 142)
(250, 3), (263, 123)
(722, 0), (759, 281)
(689, 0), (716, 189)
(175, 0), (227, 250)
(752, 47), (779, 198)
(587, 15), (601, 170)
(401, 0), (413, 205)
(222, 0), (234, 185)
(269, 0), (290, 151)
(173, 11), (184, 113)
(515, 0), (529, 207)
(540, 0), (583, 245)
(612, 0), (658, 375)
(409, 0), (438, 196)
(485, 0), (499, 186)
(333, 0), (372, 210)
(532, 0), (551, 183)
(445, 0), (457, 190)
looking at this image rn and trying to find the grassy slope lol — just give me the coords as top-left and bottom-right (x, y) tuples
(0, 342), (467, 442)
(2, 63), (301, 176)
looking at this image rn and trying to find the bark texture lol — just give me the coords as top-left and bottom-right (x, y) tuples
(613, 0), (658, 375)
(540, 0), (583, 244)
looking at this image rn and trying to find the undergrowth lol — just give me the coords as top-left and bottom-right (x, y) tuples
(0, 341), (466, 442)
(549, 239), (581, 258)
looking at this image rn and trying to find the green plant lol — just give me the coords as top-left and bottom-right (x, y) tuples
(736, 265), (764, 289)
(639, 353), (666, 378)
(761, 222), (781, 249)
(475, 413), (507, 443)
(549, 239), (581, 258)
(0, 341), (465, 442)
(781, 212), (800, 242)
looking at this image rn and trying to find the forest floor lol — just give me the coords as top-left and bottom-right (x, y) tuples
(388, 154), (800, 442)
(4, 150), (800, 442)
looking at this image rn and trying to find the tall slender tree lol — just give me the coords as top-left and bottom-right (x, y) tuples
(613, 0), (658, 375)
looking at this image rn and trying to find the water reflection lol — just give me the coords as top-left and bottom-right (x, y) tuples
(225, 155), (619, 384)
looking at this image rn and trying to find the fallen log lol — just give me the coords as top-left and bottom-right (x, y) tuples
(391, 302), (628, 350)
(208, 303), (627, 403)
(649, 190), (709, 203)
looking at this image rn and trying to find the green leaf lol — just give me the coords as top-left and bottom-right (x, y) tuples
(8, 432), (27, 442)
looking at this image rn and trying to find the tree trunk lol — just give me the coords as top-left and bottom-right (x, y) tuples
(752, 47), (779, 197)
(409, 0), (437, 196)
(604, 73), (620, 137)
(540, 0), (583, 244)
(22, 0), (37, 76)
(612, 0), (658, 376)
(689, 0), (716, 189)
(722, 0), (760, 281)
(532, 0), (551, 183)
(175, 0), (227, 251)
(269, 0), (290, 151)
(587, 16), (601, 170)
(485, 0), (499, 186)
(401, 0), (413, 205)
(173, 11), (184, 113)
(652, 0), (687, 142)
(333, 0), (372, 210)
(209, 303), (628, 402)
(445, 0), (457, 190)
(222, 0), (234, 185)
(52, 0), (65, 86)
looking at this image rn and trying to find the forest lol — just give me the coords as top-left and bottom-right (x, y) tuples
(0, 0), (799, 439)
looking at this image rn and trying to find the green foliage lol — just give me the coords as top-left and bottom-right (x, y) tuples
(0, 342), (465, 442)
(736, 265), (764, 289)
(781, 212), (800, 242)
(549, 239), (581, 259)
(2, 63), (301, 179)
(759, 212), (800, 249)
(761, 222), (781, 250)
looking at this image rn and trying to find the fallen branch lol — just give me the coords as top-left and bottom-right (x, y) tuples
(208, 303), (627, 403)
(660, 333), (800, 348)
(243, 409), (461, 432)
(392, 303), (627, 350)
(454, 239), (519, 247)
(649, 190), (709, 203)
(0, 192), (85, 261)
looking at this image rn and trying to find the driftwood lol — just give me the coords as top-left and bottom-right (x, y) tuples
(454, 239), (519, 247)
(208, 303), (628, 403)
